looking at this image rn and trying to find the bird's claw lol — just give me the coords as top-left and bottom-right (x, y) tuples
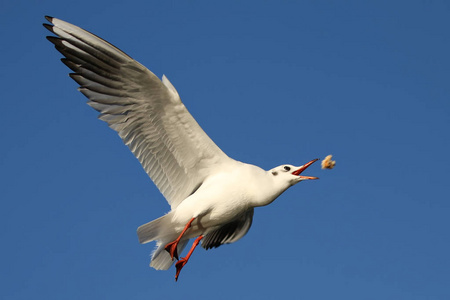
(164, 241), (179, 261)
(175, 257), (188, 281)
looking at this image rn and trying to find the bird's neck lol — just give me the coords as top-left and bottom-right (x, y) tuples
(250, 173), (290, 207)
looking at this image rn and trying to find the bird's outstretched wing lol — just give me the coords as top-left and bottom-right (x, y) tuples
(201, 208), (254, 249)
(44, 16), (231, 209)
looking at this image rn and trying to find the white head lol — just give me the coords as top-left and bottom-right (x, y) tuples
(251, 158), (319, 207)
(269, 158), (319, 188)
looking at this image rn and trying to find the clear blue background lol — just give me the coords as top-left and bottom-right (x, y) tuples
(1, 1), (449, 299)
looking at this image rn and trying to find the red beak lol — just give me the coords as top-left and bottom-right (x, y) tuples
(292, 158), (319, 180)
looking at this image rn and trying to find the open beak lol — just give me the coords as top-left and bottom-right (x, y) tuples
(292, 158), (319, 180)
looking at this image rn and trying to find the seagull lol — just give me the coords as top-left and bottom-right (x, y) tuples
(44, 16), (319, 281)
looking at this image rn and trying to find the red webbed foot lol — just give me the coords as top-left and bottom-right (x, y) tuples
(173, 235), (204, 282)
(164, 241), (179, 261)
(164, 217), (196, 261)
(175, 258), (188, 281)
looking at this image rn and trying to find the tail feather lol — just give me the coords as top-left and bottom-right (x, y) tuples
(137, 213), (190, 270)
(137, 213), (174, 244)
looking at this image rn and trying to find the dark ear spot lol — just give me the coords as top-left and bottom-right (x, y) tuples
(272, 171), (278, 176)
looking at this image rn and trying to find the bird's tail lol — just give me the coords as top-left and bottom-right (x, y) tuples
(137, 212), (178, 244)
(137, 212), (188, 270)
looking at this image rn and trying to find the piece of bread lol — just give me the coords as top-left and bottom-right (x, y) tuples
(321, 155), (336, 169)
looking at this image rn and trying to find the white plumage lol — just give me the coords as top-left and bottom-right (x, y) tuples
(44, 16), (319, 280)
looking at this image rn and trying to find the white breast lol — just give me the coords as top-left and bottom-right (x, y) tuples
(170, 162), (270, 233)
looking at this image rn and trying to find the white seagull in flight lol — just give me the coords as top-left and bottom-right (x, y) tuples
(44, 16), (319, 281)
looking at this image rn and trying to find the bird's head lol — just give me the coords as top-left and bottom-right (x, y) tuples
(269, 158), (319, 187)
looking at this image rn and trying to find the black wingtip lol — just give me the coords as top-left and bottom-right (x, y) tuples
(45, 16), (53, 22)
(61, 59), (79, 72)
(42, 23), (54, 33)
(45, 35), (61, 45)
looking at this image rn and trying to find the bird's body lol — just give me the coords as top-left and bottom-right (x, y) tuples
(138, 160), (311, 271)
(44, 16), (319, 280)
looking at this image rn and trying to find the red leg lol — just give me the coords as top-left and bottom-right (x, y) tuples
(175, 235), (204, 281)
(165, 217), (195, 261)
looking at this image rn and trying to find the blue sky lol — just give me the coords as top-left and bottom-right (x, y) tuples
(1, 1), (449, 299)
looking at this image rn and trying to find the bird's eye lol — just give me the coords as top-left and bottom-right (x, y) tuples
(284, 166), (291, 171)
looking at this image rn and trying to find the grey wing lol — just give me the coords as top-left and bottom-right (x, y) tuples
(201, 209), (254, 250)
(44, 17), (232, 209)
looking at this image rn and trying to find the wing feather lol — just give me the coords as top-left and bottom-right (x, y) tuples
(201, 209), (254, 250)
(44, 16), (231, 208)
